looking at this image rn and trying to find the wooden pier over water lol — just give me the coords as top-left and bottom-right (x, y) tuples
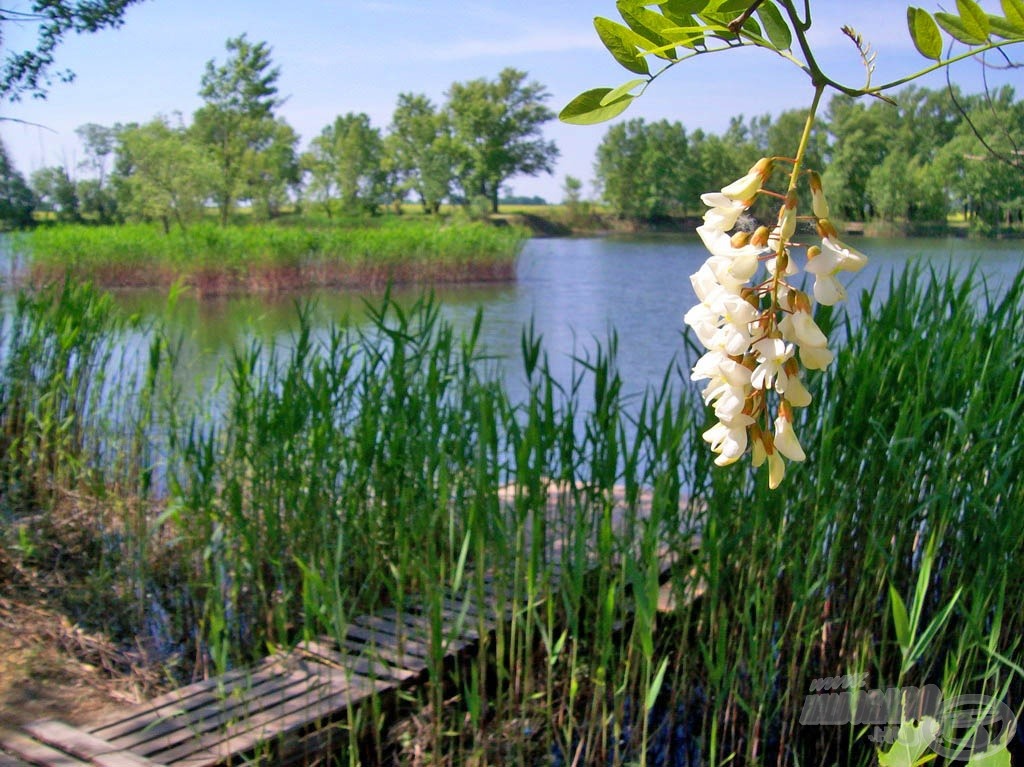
(1, 484), (698, 767)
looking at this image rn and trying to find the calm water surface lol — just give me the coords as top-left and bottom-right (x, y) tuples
(5, 234), (1023, 403)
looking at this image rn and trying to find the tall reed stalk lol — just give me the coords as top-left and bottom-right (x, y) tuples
(1, 262), (1021, 765)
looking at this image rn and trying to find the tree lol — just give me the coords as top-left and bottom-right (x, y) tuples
(386, 92), (456, 214)
(302, 113), (384, 217)
(115, 116), (216, 233)
(192, 34), (282, 225)
(445, 68), (559, 213)
(75, 122), (118, 222)
(0, 0), (145, 102)
(934, 87), (1024, 228)
(31, 164), (79, 222)
(0, 139), (35, 228)
(595, 118), (690, 219)
(246, 118), (300, 220)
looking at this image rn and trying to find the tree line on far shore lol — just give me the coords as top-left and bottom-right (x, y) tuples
(591, 84), (1024, 232)
(0, 34), (559, 232)
(1, 31), (1021, 235)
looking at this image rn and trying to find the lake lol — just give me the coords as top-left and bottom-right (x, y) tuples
(3, 232), (1022, 407)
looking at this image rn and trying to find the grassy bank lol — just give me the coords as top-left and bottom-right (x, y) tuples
(1, 268), (1022, 764)
(15, 218), (528, 294)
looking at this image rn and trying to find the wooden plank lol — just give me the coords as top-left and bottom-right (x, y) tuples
(0, 730), (91, 767)
(297, 639), (420, 683)
(155, 670), (387, 767)
(348, 617), (432, 658)
(376, 607), (478, 650)
(97, 665), (329, 759)
(431, 600), (496, 634)
(21, 721), (163, 767)
(89, 655), (289, 739)
(336, 633), (429, 674)
(0, 751), (33, 767)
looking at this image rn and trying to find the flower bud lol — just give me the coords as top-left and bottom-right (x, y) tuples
(751, 225), (771, 247)
(777, 190), (798, 243)
(731, 231), (751, 248)
(808, 170), (830, 220)
(791, 289), (812, 314)
(721, 157), (773, 201)
(806, 245), (822, 261)
(816, 218), (840, 240)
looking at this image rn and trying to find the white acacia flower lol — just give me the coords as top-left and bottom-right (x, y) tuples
(808, 273), (847, 306)
(799, 344), (835, 371)
(720, 158), (773, 202)
(773, 415), (806, 462)
(779, 310), (828, 348)
(782, 374), (812, 407)
(683, 302), (722, 349)
(750, 337), (794, 391)
(703, 413), (756, 466)
(700, 193), (747, 231)
(692, 352), (753, 420)
(767, 449), (786, 489)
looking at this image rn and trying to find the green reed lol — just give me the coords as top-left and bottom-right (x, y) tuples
(15, 220), (528, 289)
(1, 262), (1021, 765)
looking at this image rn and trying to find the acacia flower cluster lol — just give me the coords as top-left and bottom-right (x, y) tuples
(685, 159), (868, 488)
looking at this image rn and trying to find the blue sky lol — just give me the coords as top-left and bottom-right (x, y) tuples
(0, 1), (1014, 202)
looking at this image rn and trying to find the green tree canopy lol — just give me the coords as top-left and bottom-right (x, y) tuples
(115, 116), (216, 232)
(386, 92), (456, 214)
(0, 138), (35, 228)
(192, 34), (284, 225)
(445, 68), (558, 213)
(596, 117), (691, 219)
(30, 164), (79, 222)
(302, 112), (384, 217)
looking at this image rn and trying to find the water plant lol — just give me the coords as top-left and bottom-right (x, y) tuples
(14, 218), (528, 293)
(2, 261), (1022, 764)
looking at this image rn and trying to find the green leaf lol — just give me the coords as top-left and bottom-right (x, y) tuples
(661, 23), (708, 48)
(658, 0), (710, 14)
(957, 0), (992, 39)
(1003, 0), (1024, 32)
(710, 0), (750, 12)
(618, 2), (679, 59)
(967, 742), (1012, 766)
(559, 88), (636, 125)
(890, 584), (911, 653)
(700, 8), (761, 38)
(601, 78), (647, 104)
(645, 657), (670, 710)
(907, 7), (944, 59)
(877, 717), (941, 767)
(594, 17), (652, 74)
(935, 11), (988, 44)
(659, 0), (708, 27)
(988, 13), (1024, 38)
(756, 1), (792, 50)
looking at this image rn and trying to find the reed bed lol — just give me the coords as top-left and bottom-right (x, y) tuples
(1, 264), (1022, 766)
(15, 220), (527, 293)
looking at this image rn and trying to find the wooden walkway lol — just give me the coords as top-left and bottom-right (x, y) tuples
(1, 484), (695, 767)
